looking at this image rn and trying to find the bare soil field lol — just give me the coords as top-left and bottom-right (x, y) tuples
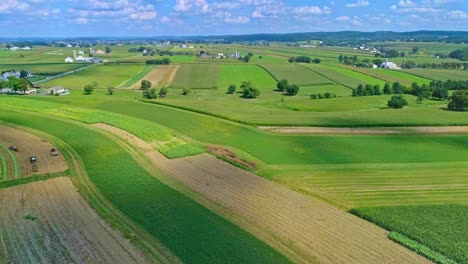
(132, 65), (179, 89)
(259, 126), (468, 135)
(96, 123), (430, 264)
(0, 125), (68, 180)
(0, 177), (148, 263)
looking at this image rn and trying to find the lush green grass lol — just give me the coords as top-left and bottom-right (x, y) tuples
(0, 63), (88, 75)
(0, 108), (291, 264)
(0, 144), (19, 180)
(320, 65), (386, 87)
(218, 64), (277, 89)
(41, 63), (145, 89)
(119, 65), (155, 88)
(0, 97), (205, 159)
(0, 47), (75, 64)
(351, 205), (468, 264)
(260, 64), (333, 86)
(268, 161), (468, 208)
(93, 100), (468, 165)
(402, 69), (468, 81)
(170, 64), (219, 89)
(338, 65), (431, 86)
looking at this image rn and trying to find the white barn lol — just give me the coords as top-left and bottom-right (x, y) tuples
(65, 57), (74, 63)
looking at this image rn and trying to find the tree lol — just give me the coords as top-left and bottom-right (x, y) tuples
(338, 54), (344, 63)
(400, 52), (405, 58)
(182, 88), (191, 95)
(392, 82), (404, 94)
(447, 90), (468, 111)
(107, 87), (115, 95)
(286, 84), (300, 96)
(432, 88), (449, 100)
(383, 83), (392, 95)
(276, 79), (289, 91)
(412, 47), (419, 54)
(295, 56), (311, 63)
(387, 95), (408, 109)
(83, 84), (94, 94)
(312, 58), (321, 64)
(243, 55), (251, 63)
(227, 84), (236, 94)
(142, 88), (157, 99)
(241, 81), (260, 98)
(373, 84), (381, 95)
(354, 84), (364, 96)
(17, 78), (29, 93)
(288, 57), (295, 63)
(20, 70), (28, 78)
(105, 46), (112, 54)
(140, 80), (152, 90)
(364, 84), (374, 96)
(372, 58), (384, 66)
(159, 87), (169, 97)
(248, 52), (254, 57)
(387, 49), (399, 58)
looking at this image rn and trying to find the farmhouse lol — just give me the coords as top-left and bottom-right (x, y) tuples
(65, 57), (74, 63)
(217, 53), (224, 58)
(48, 86), (70, 96)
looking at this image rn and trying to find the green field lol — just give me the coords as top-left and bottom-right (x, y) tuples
(218, 64), (277, 89)
(0, 63), (88, 76)
(0, 105), (290, 264)
(402, 69), (468, 81)
(261, 64), (333, 85)
(338, 65), (431, 86)
(352, 205), (468, 263)
(170, 64), (219, 89)
(41, 64), (145, 88)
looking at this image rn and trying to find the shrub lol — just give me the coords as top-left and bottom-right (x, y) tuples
(286, 84), (300, 96)
(83, 84), (94, 95)
(310, 94), (318, 99)
(227, 84), (236, 94)
(276, 79), (289, 91)
(140, 80), (151, 90)
(241, 81), (260, 98)
(387, 95), (408, 109)
(159, 87), (169, 98)
(182, 88), (191, 95)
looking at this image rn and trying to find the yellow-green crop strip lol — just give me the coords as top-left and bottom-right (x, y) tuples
(0, 144), (19, 179)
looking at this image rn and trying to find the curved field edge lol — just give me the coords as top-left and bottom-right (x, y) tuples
(388, 232), (458, 264)
(0, 144), (19, 179)
(0, 121), (179, 263)
(350, 205), (468, 263)
(0, 110), (291, 264)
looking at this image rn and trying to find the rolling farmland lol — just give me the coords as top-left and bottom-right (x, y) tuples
(1, 38), (467, 264)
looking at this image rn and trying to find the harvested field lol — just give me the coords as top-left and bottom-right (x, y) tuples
(0, 125), (67, 180)
(96, 123), (430, 264)
(258, 126), (468, 135)
(0, 177), (148, 264)
(207, 146), (256, 169)
(132, 65), (179, 89)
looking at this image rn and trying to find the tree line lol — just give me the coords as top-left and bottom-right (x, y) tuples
(146, 58), (171, 65)
(0, 77), (31, 93)
(288, 56), (320, 64)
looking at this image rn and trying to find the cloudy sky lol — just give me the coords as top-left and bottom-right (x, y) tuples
(0, 0), (467, 37)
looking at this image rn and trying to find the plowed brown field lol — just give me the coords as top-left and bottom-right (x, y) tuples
(95, 123), (430, 264)
(132, 65), (179, 89)
(0, 125), (67, 180)
(0, 177), (148, 263)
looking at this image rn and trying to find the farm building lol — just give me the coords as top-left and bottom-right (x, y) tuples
(75, 56), (93, 63)
(48, 86), (70, 96)
(381, 59), (400, 69)
(65, 57), (74, 63)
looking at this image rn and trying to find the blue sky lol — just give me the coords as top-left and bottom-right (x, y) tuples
(0, 0), (467, 37)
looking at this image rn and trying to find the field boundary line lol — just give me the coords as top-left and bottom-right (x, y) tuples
(256, 64), (279, 82)
(295, 63), (355, 90)
(0, 147), (6, 179)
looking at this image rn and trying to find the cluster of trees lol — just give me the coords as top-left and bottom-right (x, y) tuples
(415, 62), (468, 70)
(146, 58), (171, 65)
(430, 80), (468, 90)
(338, 55), (387, 68)
(310, 92), (337, 99)
(0, 77), (31, 93)
(352, 84), (386, 96)
(240, 81), (260, 98)
(240, 52), (254, 63)
(141, 81), (169, 99)
(448, 48), (468, 61)
(276, 79), (300, 96)
(353, 82), (450, 102)
(105, 46), (112, 54)
(288, 56), (320, 64)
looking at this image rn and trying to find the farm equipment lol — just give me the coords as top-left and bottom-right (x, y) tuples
(9, 145), (18, 152)
(51, 147), (59, 156)
(30, 155), (38, 172)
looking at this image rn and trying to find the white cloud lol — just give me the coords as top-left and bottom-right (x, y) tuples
(448, 10), (468, 19)
(74, 17), (88, 24)
(0, 0), (29, 12)
(390, 0), (441, 13)
(130, 11), (157, 20)
(346, 1), (370, 8)
(336, 15), (350, 21)
(293, 6), (332, 15)
(224, 14), (250, 24)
